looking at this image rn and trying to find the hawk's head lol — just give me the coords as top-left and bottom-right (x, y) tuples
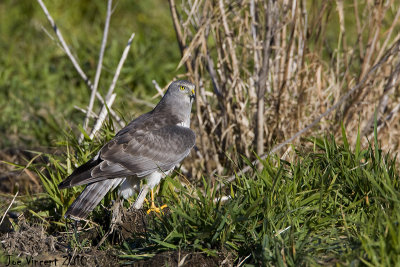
(154, 80), (196, 120)
(167, 80), (196, 103)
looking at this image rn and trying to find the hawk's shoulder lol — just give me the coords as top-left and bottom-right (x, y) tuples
(98, 110), (195, 175)
(114, 111), (182, 138)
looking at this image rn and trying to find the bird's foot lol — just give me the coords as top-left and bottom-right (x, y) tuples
(147, 203), (167, 214)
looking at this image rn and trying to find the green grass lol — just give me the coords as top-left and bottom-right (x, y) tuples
(0, 0), (182, 149)
(120, 126), (400, 266)
(2, 1), (400, 265)
(5, 111), (400, 265)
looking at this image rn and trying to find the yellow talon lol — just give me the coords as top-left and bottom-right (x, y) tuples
(146, 189), (167, 214)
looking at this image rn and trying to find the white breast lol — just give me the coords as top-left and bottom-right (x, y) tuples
(178, 116), (191, 128)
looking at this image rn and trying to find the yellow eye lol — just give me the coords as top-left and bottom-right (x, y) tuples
(180, 86), (185, 91)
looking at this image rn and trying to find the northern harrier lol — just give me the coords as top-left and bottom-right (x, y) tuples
(58, 80), (196, 220)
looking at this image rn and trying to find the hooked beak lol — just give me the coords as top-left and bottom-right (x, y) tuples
(189, 88), (196, 102)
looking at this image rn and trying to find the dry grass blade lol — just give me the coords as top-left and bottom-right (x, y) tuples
(167, 0), (400, 181)
(221, 37), (400, 186)
(0, 191), (18, 226)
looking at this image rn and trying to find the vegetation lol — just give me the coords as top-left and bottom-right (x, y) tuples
(126, 126), (400, 265)
(0, 0), (181, 148)
(173, 0), (400, 179)
(1, 0), (400, 266)
(4, 117), (400, 265)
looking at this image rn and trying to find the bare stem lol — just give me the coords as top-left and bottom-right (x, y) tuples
(152, 79), (164, 97)
(83, 0), (113, 134)
(89, 93), (116, 139)
(256, 0), (276, 156)
(37, 0), (93, 88)
(37, 0), (123, 131)
(90, 33), (135, 139)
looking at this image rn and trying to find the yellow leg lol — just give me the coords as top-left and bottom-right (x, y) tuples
(146, 188), (167, 214)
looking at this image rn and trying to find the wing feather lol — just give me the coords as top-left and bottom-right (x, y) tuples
(101, 125), (195, 177)
(58, 112), (195, 189)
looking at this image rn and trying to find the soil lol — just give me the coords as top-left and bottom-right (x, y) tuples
(0, 211), (229, 267)
(0, 149), (231, 267)
(0, 214), (119, 267)
(131, 251), (228, 267)
(0, 148), (45, 195)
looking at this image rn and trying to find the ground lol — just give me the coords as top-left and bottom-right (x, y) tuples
(0, 212), (227, 267)
(0, 149), (229, 267)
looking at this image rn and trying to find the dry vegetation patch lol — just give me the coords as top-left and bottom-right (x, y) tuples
(170, 0), (400, 179)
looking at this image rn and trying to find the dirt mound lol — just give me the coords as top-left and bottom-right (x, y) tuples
(0, 209), (228, 266)
(0, 215), (118, 267)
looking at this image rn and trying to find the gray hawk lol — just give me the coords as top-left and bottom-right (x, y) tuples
(58, 80), (196, 219)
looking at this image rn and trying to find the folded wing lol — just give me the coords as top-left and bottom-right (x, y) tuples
(58, 125), (195, 189)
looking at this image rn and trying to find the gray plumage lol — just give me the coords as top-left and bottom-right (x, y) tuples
(59, 80), (196, 219)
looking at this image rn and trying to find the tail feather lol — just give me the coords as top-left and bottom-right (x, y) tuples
(58, 155), (102, 189)
(65, 178), (123, 220)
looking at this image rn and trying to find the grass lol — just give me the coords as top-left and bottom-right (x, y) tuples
(10, 114), (399, 265)
(0, 0), (183, 149)
(2, 1), (400, 266)
(118, 123), (400, 265)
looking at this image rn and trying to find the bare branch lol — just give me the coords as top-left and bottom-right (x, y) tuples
(218, 0), (239, 78)
(363, 59), (400, 137)
(90, 33), (135, 139)
(168, 0), (195, 76)
(206, 53), (222, 98)
(37, 0), (93, 90)
(74, 106), (99, 119)
(105, 33), (135, 101)
(374, 5), (400, 65)
(83, 0), (113, 134)
(152, 79), (164, 97)
(37, 0), (124, 131)
(256, 0), (277, 156)
(378, 102), (400, 132)
(168, 0), (185, 54)
(89, 93), (116, 139)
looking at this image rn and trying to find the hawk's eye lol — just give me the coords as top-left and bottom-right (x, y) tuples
(180, 86), (185, 91)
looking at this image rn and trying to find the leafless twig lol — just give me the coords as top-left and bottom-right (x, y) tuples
(37, 0), (93, 89)
(89, 94), (116, 139)
(256, 0), (277, 156)
(378, 102), (400, 131)
(74, 106), (99, 118)
(37, 0), (123, 134)
(90, 33), (136, 139)
(152, 79), (164, 97)
(82, 0), (113, 137)
(362, 59), (400, 137)
(105, 33), (135, 101)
